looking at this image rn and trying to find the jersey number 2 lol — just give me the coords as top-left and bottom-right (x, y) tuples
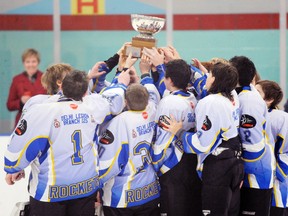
(71, 130), (84, 165)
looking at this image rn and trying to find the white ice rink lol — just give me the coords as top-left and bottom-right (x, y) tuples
(0, 136), (30, 216)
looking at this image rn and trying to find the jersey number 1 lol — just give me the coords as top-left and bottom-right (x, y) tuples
(71, 130), (84, 165)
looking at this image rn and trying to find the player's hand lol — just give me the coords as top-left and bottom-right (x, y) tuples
(142, 47), (164, 67)
(88, 61), (107, 79)
(5, 170), (25, 185)
(161, 45), (181, 63)
(139, 54), (151, 75)
(161, 114), (183, 135)
(21, 95), (31, 104)
(168, 45), (181, 60)
(192, 58), (208, 74)
(117, 69), (130, 86)
(124, 52), (138, 69)
(129, 67), (140, 84)
(117, 42), (132, 55)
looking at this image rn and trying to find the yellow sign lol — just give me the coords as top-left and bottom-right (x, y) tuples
(71, 0), (105, 15)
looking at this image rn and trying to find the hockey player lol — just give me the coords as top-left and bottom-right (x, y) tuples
(255, 80), (288, 216)
(230, 56), (274, 216)
(161, 62), (243, 216)
(150, 59), (201, 216)
(98, 57), (161, 215)
(4, 69), (130, 216)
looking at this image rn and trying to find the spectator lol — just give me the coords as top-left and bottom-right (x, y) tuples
(6, 48), (46, 127)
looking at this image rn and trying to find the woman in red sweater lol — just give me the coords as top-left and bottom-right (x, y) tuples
(6, 48), (46, 127)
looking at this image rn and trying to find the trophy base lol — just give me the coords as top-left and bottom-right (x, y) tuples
(125, 37), (156, 58)
(132, 37), (156, 49)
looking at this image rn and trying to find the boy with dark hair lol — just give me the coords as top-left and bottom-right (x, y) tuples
(164, 59), (192, 90)
(152, 59), (201, 215)
(61, 70), (88, 101)
(230, 56), (274, 216)
(98, 61), (161, 215)
(230, 56), (256, 87)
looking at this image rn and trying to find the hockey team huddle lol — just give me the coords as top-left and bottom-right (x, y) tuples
(4, 42), (288, 216)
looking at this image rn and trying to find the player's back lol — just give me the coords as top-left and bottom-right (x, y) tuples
(99, 103), (160, 208)
(237, 85), (274, 189)
(152, 90), (197, 175)
(238, 85), (267, 152)
(5, 96), (111, 202)
(267, 109), (288, 144)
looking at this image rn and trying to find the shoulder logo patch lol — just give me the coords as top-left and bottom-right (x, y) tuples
(54, 119), (60, 128)
(99, 129), (114, 145)
(15, 119), (27, 136)
(201, 115), (212, 131)
(132, 129), (137, 138)
(240, 114), (256, 128)
(158, 115), (170, 129)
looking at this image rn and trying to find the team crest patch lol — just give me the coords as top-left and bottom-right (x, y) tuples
(100, 129), (114, 145)
(132, 129), (137, 138)
(201, 115), (211, 131)
(158, 115), (170, 129)
(54, 119), (60, 128)
(15, 119), (27, 136)
(240, 114), (256, 128)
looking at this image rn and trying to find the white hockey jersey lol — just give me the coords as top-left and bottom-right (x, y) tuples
(266, 109), (288, 207)
(238, 85), (274, 189)
(152, 90), (197, 175)
(4, 88), (126, 202)
(21, 93), (62, 119)
(98, 80), (161, 208)
(180, 93), (240, 176)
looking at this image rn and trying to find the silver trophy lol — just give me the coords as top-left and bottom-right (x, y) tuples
(126, 14), (165, 57)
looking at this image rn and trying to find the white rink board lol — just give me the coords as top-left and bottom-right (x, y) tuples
(0, 136), (30, 216)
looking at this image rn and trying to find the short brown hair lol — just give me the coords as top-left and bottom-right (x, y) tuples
(125, 84), (149, 111)
(256, 80), (283, 109)
(42, 63), (73, 94)
(22, 48), (40, 63)
(210, 57), (229, 65)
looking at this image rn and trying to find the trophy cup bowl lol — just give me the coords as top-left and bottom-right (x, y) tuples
(126, 14), (165, 58)
(131, 14), (165, 38)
